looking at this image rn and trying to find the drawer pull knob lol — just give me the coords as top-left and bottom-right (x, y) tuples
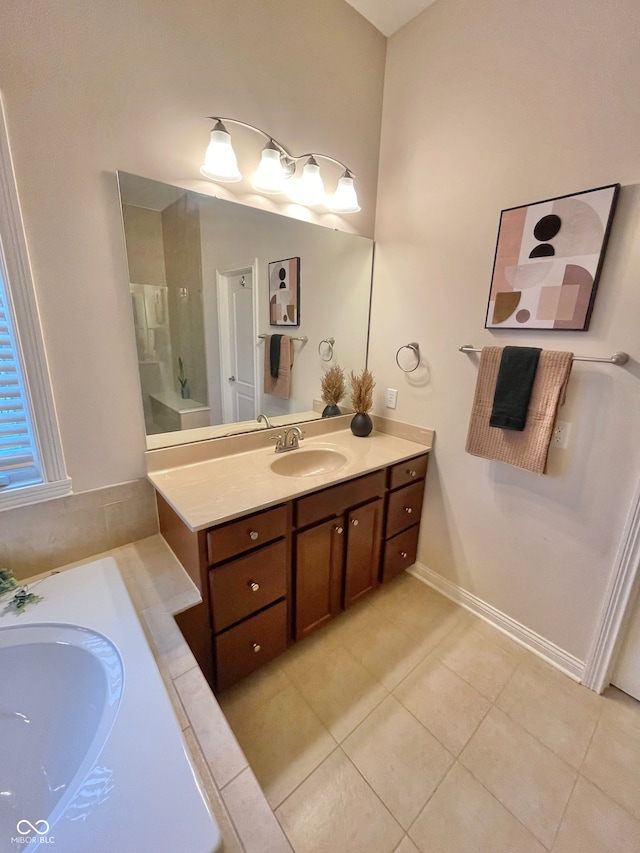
(351, 518), (359, 527)
(400, 551), (408, 559)
(252, 643), (262, 653)
(248, 581), (260, 592)
(408, 469), (417, 477)
(404, 507), (413, 514)
(249, 530), (259, 541)
(335, 526), (343, 534)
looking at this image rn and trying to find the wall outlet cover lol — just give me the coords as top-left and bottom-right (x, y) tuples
(385, 388), (398, 409)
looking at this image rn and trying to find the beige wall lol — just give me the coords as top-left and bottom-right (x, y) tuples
(122, 205), (167, 286)
(0, 0), (385, 493)
(369, 0), (640, 661)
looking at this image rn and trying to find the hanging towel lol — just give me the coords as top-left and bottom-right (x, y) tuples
(269, 334), (283, 379)
(490, 346), (541, 431)
(466, 347), (573, 475)
(264, 334), (294, 399)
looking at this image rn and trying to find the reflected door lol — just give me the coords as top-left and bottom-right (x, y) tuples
(218, 267), (257, 422)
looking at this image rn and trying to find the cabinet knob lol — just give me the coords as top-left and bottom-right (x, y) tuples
(407, 469), (417, 478)
(252, 643), (261, 654)
(249, 530), (259, 541)
(248, 581), (260, 592)
(334, 526), (343, 534)
(351, 518), (359, 527)
(400, 551), (408, 559)
(404, 506), (413, 514)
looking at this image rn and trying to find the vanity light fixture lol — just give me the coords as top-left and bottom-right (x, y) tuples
(200, 117), (361, 213)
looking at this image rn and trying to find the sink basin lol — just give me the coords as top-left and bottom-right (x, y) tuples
(270, 448), (347, 477)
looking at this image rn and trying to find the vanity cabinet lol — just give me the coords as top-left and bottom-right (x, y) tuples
(158, 452), (428, 692)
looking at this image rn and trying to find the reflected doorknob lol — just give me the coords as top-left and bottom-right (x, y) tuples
(228, 375), (236, 382)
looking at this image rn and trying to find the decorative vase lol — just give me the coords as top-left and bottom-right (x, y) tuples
(322, 404), (341, 418)
(350, 412), (372, 437)
(180, 384), (190, 400)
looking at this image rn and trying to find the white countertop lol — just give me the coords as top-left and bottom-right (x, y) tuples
(148, 428), (431, 532)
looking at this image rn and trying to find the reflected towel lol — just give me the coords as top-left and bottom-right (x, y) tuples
(270, 334), (283, 379)
(466, 347), (573, 475)
(264, 335), (294, 399)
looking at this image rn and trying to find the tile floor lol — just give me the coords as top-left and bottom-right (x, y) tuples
(218, 573), (640, 853)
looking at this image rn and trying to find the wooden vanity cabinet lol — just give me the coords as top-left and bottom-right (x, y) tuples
(158, 451), (429, 692)
(381, 455), (429, 583)
(293, 470), (385, 640)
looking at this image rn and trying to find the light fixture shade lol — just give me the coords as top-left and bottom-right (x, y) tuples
(291, 156), (325, 206)
(329, 171), (361, 214)
(253, 144), (285, 194)
(200, 122), (242, 183)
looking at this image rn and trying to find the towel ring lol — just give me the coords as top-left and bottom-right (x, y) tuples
(396, 342), (420, 373)
(318, 337), (335, 362)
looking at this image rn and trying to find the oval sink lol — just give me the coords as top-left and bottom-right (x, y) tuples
(270, 448), (347, 477)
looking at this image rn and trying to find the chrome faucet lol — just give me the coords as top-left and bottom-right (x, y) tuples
(257, 413), (273, 429)
(273, 426), (304, 453)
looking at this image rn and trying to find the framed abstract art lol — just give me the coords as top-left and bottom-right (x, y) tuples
(485, 183), (619, 330)
(269, 256), (300, 326)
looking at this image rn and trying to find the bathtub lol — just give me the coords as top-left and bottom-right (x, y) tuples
(0, 558), (220, 853)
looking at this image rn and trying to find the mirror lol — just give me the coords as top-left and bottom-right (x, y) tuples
(117, 172), (374, 449)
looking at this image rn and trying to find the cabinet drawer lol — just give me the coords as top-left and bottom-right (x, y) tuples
(215, 601), (288, 691)
(296, 469), (386, 528)
(210, 540), (288, 632)
(386, 480), (425, 538)
(207, 504), (288, 565)
(389, 454), (429, 490)
(381, 525), (420, 583)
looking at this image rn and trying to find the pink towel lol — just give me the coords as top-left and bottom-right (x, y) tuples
(466, 347), (573, 474)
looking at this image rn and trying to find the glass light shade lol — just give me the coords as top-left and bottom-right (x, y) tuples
(290, 157), (325, 206)
(200, 127), (242, 183)
(329, 174), (361, 213)
(253, 147), (286, 193)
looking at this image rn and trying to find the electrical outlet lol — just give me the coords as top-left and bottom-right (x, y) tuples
(552, 420), (571, 449)
(385, 388), (398, 409)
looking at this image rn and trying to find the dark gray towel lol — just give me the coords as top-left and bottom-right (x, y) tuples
(269, 334), (283, 379)
(490, 346), (541, 431)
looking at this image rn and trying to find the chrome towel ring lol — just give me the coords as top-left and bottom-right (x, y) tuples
(318, 337), (335, 362)
(396, 342), (420, 372)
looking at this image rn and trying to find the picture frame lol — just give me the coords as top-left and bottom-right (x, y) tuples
(269, 256), (300, 326)
(485, 183), (619, 331)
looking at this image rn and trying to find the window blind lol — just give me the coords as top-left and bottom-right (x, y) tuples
(0, 262), (42, 490)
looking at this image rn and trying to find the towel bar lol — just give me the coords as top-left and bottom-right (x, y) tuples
(458, 345), (629, 366)
(258, 333), (308, 343)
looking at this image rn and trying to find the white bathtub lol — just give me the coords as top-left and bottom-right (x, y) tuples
(0, 558), (220, 853)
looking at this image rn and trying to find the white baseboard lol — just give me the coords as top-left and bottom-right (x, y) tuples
(408, 562), (585, 682)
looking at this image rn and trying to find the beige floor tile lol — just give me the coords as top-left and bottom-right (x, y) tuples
(459, 707), (576, 847)
(581, 690), (640, 821)
(409, 763), (547, 853)
(228, 683), (336, 808)
(218, 658), (291, 730)
(276, 748), (403, 853)
(341, 610), (434, 690)
(393, 838), (420, 853)
(286, 644), (388, 742)
(552, 776), (640, 853)
(381, 587), (462, 645)
(436, 625), (520, 701)
(343, 695), (453, 829)
(497, 657), (601, 768)
(394, 656), (491, 755)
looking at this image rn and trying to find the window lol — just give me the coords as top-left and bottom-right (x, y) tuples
(0, 94), (70, 509)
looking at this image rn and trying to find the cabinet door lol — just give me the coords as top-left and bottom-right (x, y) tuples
(344, 499), (383, 608)
(295, 516), (344, 640)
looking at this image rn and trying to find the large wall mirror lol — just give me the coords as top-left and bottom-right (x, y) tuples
(117, 172), (374, 449)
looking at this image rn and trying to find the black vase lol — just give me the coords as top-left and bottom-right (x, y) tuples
(322, 404), (341, 418)
(350, 412), (372, 437)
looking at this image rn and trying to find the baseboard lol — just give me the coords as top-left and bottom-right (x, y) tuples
(408, 562), (585, 682)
